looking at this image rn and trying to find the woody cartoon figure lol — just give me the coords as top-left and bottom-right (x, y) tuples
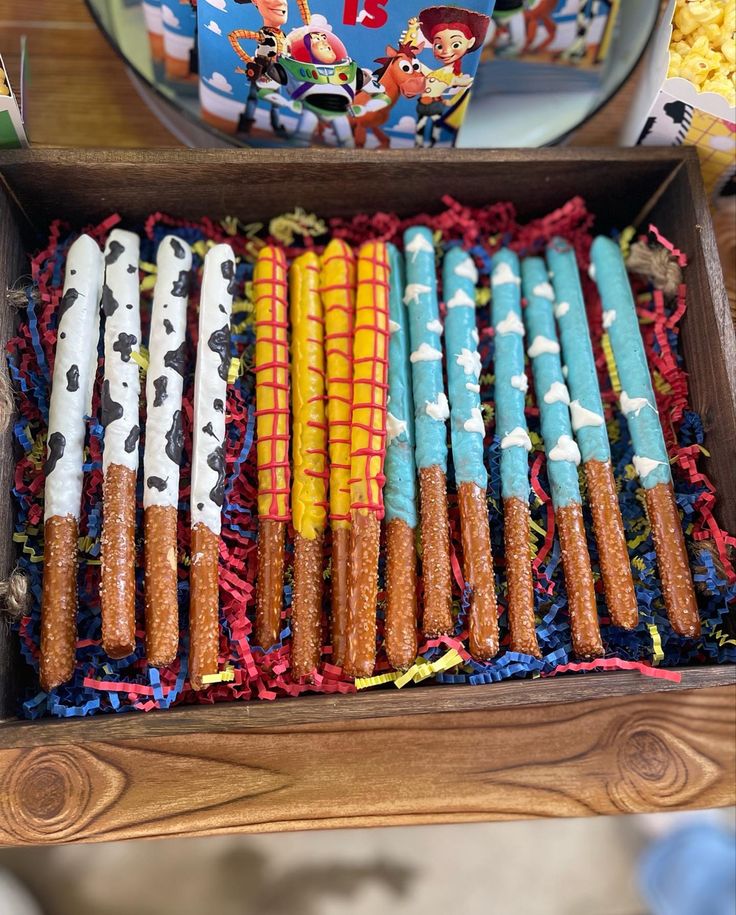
(229, 0), (311, 135)
(409, 6), (489, 146)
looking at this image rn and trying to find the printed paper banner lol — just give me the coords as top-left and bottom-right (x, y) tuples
(197, 0), (496, 147)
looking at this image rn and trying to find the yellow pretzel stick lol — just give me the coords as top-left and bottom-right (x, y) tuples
(254, 245), (291, 649)
(319, 239), (355, 667)
(290, 251), (328, 679)
(344, 241), (391, 679)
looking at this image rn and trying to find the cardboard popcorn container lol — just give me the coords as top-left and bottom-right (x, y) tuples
(622, 0), (735, 201)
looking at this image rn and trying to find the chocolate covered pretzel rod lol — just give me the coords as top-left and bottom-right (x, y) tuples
(404, 226), (453, 637)
(189, 244), (235, 690)
(591, 236), (699, 637)
(489, 250), (540, 658)
(289, 252), (328, 679)
(547, 237), (638, 630)
(443, 247), (498, 660)
(522, 258), (603, 660)
(319, 239), (355, 668)
(143, 235), (192, 667)
(384, 243), (418, 671)
(254, 245), (291, 650)
(40, 234), (104, 692)
(100, 229), (142, 660)
(344, 241), (390, 678)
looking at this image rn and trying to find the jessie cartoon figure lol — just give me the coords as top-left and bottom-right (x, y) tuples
(229, 0), (311, 135)
(412, 6), (489, 145)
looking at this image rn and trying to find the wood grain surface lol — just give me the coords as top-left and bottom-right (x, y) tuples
(0, 180), (26, 721)
(0, 685), (732, 845)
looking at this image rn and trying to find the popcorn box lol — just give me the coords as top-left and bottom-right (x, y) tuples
(197, 0), (496, 147)
(622, 0), (735, 201)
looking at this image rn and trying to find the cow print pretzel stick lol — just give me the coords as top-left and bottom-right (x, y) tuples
(100, 229), (142, 661)
(143, 235), (192, 668)
(40, 234), (104, 692)
(189, 243), (235, 690)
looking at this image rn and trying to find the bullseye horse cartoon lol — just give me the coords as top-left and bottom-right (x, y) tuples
(350, 43), (426, 149)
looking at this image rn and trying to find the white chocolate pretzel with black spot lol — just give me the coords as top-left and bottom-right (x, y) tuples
(40, 233), (104, 692)
(143, 234), (192, 667)
(189, 243), (235, 690)
(100, 228), (143, 660)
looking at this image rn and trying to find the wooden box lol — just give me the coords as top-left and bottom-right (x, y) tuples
(0, 148), (733, 846)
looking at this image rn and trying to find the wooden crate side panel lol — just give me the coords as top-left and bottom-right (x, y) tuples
(643, 156), (736, 534)
(0, 685), (732, 845)
(0, 148), (681, 233)
(0, 183), (25, 720)
(1, 666), (734, 747)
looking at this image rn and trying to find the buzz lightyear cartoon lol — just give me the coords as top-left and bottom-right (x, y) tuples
(228, 0), (312, 135)
(272, 20), (369, 146)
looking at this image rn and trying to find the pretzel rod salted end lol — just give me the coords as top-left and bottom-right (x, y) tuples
(645, 481), (700, 638)
(292, 532), (325, 679)
(100, 464), (138, 658)
(40, 516), (79, 692)
(330, 526), (350, 667)
(344, 241), (390, 679)
(254, 244), (291, 650)
(345, 514), (381, 678)
(289, 251), (328, 679)
(584, 459), (639, 630)
(255, 519), (286, 650)
(41, 233), (104, 690)
(546, 237), (637, 631)
(385, 518), (418, 671)
(189, 522), (221, 690)
(144, 505), (179, 666)
(557, 502), (604, 660)
(502, 497), (540, 658)
(418, 465), (453, 637)
(458, 482), (498, 660)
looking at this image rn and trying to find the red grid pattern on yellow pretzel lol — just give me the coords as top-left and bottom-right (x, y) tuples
(290, 254), (329, 539)
(320, 240), (355, 526)
(254, 246), (291, 522)
(350, 242), (390, 518)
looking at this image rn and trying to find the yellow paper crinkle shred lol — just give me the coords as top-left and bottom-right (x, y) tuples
(354, 648), (464, 690)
